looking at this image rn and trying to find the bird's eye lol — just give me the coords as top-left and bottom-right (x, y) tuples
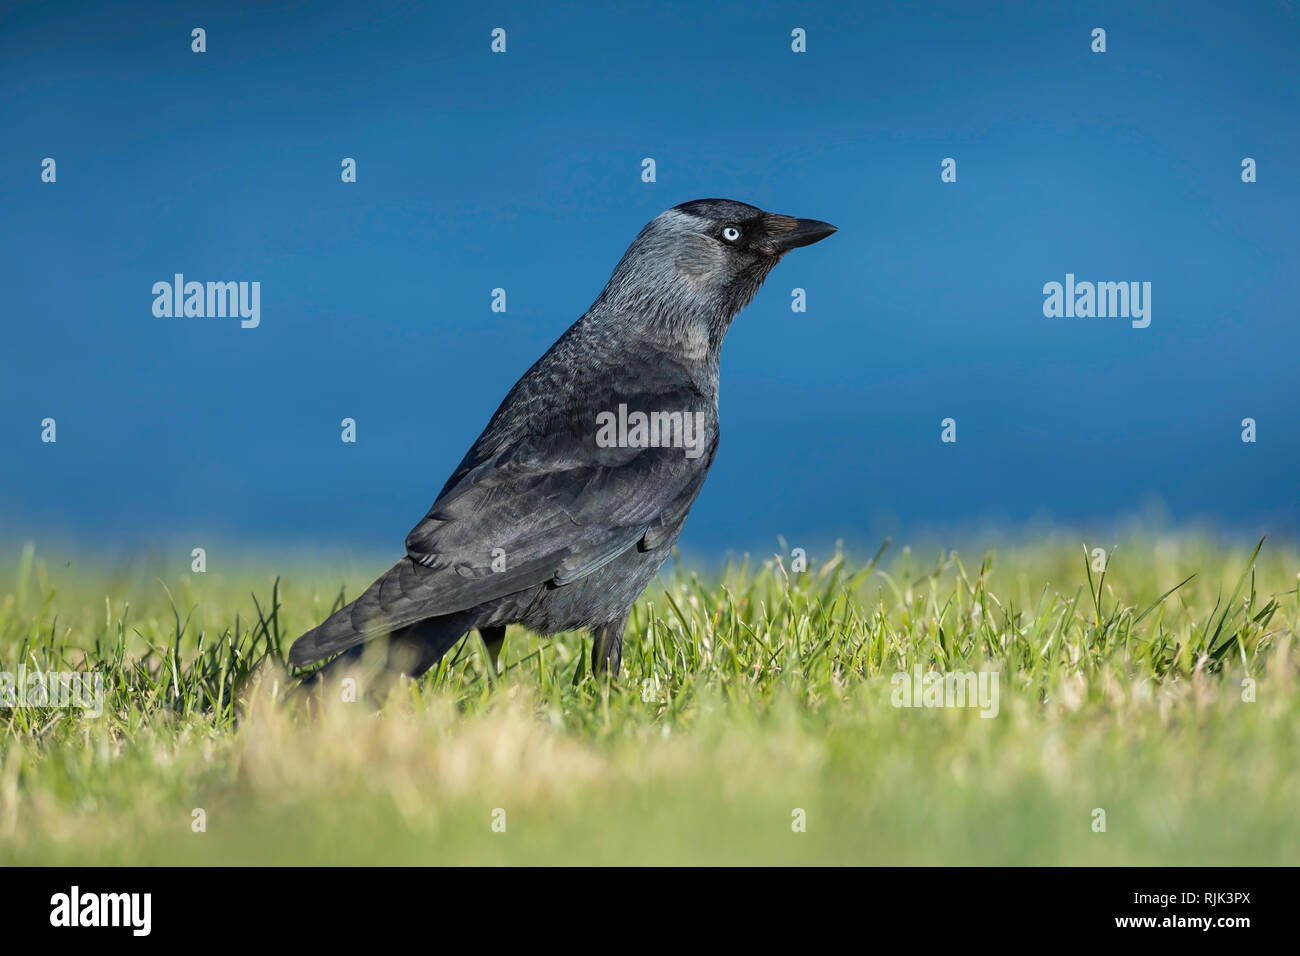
(721, 226), (741, 243)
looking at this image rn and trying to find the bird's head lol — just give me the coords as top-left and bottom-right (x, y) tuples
(595, 199), (837, 349)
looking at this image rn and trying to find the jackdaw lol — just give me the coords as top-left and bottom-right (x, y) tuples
(289, 199), (836, 680)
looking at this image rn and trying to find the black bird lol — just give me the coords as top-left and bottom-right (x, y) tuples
(289, 199), (836, 680)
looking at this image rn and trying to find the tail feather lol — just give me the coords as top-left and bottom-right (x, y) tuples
(295, 613), (477, 687)
(290, 606), (366, 667)
(289, 586), (477, 675)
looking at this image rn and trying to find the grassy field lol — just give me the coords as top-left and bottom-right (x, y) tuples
(1, 535), (1297, 865)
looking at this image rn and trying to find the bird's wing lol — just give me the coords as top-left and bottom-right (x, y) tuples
(640, 437), (718, 551)
(332, 381), (718, 636)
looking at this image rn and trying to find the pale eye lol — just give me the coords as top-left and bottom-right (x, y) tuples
(721, 226), (741, 243)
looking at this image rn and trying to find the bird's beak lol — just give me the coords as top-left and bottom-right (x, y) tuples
(763, 215), (838, 255)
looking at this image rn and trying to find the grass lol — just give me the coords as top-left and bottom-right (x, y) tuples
(0, 534), (1297, 865)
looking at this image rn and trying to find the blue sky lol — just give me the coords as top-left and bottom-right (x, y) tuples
(2, 0), (1297, 562)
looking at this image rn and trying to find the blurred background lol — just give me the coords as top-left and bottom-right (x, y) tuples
(1, 0), (1297, 565)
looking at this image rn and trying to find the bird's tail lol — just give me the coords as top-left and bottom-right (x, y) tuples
(288, 596), (374, 668)
(289, 568), (477, 678)
(294, 616), (478, 691)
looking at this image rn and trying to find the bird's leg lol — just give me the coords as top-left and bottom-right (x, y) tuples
(479, 626), (506, 676)
(591, 615), (629, 678)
